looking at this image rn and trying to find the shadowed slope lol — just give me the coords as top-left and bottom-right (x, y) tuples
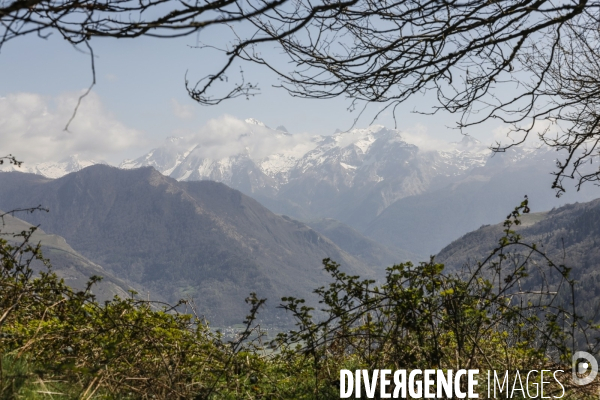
(0, 166), (375, 325)
(0, 211), (140, 302)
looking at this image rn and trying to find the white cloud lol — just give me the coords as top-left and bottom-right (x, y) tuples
(400, 124), (457, 152)
(171, 98), (195, 119)
(492, 121), (549, 149)
(175, 115), (318, 162)
(0, 91), (145, 166)
(168, 117), (475, 167)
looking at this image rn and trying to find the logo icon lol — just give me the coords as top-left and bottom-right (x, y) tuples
(572, 351), (598, 386)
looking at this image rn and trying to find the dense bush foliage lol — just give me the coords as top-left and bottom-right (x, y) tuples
(1, 201), (600, 399)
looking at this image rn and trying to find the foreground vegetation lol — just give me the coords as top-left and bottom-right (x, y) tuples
(1, 200), (600, 399)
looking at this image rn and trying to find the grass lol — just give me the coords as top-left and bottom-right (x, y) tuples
(2, 356), (74, 399)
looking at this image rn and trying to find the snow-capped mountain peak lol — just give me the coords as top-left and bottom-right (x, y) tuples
(120, 123), (493, 187)
(116, 121), (505, 224)
(9, 118), (548, 228)
(244, 118), (267, 127)
(1, 155), (106, 179)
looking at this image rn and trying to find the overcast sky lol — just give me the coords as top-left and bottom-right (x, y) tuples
(0, 26), (508, 166)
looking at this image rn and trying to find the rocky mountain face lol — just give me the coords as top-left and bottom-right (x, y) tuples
(120, 121), (492, 229)
(0, 166), (376, 325)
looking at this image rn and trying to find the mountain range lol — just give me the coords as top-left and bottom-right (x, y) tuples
(5, 119), (599, 259)
(120, 121), (492, 229)
(2, 154), (106, 179)
(118, 120), (600, 256)
(0, 166), (379, 325)
(2, 158), (600, 326)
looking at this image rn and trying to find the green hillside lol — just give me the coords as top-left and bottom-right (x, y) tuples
(437, 198), (600, 318)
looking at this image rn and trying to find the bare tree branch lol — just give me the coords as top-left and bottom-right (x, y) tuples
(185, 0), (600, 194)
(5, 0), (600, 193)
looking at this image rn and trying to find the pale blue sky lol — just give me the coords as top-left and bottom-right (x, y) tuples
(0, 26), (502, 164)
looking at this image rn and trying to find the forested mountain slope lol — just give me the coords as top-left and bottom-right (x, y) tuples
(0, 166), (375, 325)
(436, 198), (600, 316)
(0, 211), (139, 302)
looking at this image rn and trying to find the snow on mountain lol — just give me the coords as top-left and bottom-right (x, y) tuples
(435, 136), (491, 174)
(244, 118), (267, 127)
(8, 118), (540, 231)
(121, 118), (318, 190)
(117, 120), (505, 227)
(1, 155), (106, 179)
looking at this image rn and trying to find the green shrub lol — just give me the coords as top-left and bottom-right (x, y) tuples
(1, 200), (599, 399)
